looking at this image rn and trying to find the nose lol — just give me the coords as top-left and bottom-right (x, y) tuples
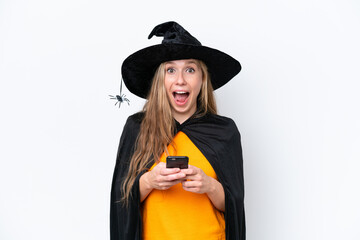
(175, 71), (186, 85)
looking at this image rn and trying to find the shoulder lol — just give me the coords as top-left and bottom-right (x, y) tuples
(182, 113), (240, 143)
(206, 113), (236, 126)
(124, 112), (144, 128)
(203, 113), (239, 134)
(119, 112), (144, 141)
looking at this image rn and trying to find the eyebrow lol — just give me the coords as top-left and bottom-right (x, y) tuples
(166, 60), (198, 65)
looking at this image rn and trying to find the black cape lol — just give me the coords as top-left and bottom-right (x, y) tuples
(110, 112), (246, 240)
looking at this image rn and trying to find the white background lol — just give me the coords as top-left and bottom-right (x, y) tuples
(1, 0), (359, 239)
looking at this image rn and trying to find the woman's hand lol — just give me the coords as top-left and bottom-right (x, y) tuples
(146, 162), (186, 190)
(139, 162), (186, 202)
(181, 165), (225, 212)
(180, 165), (214, 194)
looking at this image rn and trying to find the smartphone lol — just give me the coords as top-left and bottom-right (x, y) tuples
(166, 156), (189, 169)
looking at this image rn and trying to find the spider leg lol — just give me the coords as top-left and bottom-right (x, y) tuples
(120, 79), (123, 95)
(115, 101), (118, 106)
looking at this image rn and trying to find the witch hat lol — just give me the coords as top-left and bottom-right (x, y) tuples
(121, 21), (241, 99)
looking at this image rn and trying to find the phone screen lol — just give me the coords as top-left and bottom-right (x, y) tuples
(166, 156), (189, 169)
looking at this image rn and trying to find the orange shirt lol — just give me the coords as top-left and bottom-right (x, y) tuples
(141, 131), (225, 240)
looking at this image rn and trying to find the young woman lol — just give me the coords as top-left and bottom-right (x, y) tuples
(110, 21), (245, 240)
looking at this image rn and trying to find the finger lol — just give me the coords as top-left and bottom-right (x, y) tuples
(182, 188), (202, 194)
(182, 180), (201, 188)
(183, 174), (202, 181)
(162, 172), (186, 181)
(180, 167), (197, 175)
(182, 183), (201, 193)
(160, 167), (181, 175)
(157, 179), (183, 190)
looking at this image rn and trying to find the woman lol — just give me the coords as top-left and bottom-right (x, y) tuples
(110, 21), (245, 240)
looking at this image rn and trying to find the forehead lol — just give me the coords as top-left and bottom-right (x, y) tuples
(165, 59), (199, 66)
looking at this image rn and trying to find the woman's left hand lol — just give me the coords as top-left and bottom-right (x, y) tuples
(180, 165), (214, 194)
(181, 165), (225, 212)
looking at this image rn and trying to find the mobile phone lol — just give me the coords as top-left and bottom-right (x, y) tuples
(166, 156), (189, 169)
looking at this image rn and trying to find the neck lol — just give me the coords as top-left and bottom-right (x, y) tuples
(172, 108), (197, 125)
(173, 114), (189, 125)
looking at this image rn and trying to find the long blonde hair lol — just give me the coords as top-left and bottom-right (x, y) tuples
(121, 60), (217, 206)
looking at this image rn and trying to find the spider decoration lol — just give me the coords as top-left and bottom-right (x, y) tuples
(109, 79), (130, 108)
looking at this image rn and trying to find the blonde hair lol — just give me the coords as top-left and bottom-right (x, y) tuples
(121, 59), (216, 206)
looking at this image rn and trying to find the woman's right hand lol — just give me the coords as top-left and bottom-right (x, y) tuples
(139, 162), (186, 201)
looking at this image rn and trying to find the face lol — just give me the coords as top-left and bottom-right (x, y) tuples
(164, 59), (203, 123)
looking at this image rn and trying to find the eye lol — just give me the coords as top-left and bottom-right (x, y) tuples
(167, 68), (175, 74)
(186, 68), (195, 73)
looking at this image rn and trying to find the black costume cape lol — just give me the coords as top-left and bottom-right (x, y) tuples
(110, 112), (245, 240)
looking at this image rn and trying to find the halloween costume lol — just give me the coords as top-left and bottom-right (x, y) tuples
(110, 21), (245, 239)
(110, 112), (245, 240)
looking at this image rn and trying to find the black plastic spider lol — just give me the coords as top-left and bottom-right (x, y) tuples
(109, 79), (130, 108)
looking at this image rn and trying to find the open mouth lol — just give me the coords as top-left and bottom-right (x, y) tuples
(172, 91), (190, 104)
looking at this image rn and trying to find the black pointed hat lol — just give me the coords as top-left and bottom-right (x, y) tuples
(121, 21), (241, 99)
